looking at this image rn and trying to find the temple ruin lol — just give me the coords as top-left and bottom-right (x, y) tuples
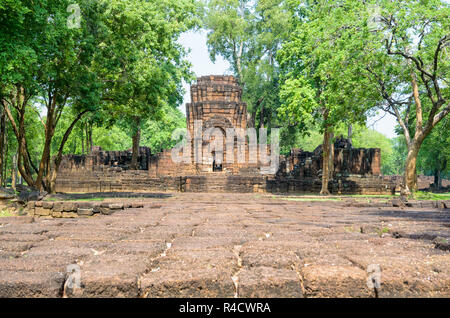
(56, 75), (398, 194)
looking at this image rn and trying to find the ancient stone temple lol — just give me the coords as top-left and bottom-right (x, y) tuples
(55, 75), (399, 194)
(187, 76), (247, 172)
(147, 75), (263, 176)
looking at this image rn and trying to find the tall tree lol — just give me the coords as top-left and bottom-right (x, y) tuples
(205, 0), (293, 129)
(205, 0), (252, 82)
(320, 0), (449, 195)
(98, 0), (200, 169)
(278, 0), (374, 194)
(416, 118), (449, 187)
(0, 0), (102, 192)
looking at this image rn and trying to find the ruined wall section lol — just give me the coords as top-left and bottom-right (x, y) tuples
(59, 146), (151, 172)
(287, 137), (381, 178)
(149, 75), (264, 176)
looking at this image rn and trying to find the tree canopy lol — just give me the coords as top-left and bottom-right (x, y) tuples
(0, 0), (448, 195)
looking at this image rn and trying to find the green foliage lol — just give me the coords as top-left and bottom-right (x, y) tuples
(142, 106), (186, 153)
(0, 0), (200, 189)
(100, 0), (200, 134)
(414, 191), (450, 201)
(417, 118), (450, 177)
(52, 104), (186, 154)
(278, 0), (379, 133)
(205, 0), (294, 129)
(0, 209), (13, 218)
(350, 127), (394, 176)
(205, 0), (253, 79)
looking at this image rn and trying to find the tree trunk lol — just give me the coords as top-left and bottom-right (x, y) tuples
(259, 101), (264, 129)
(81, 124), (85, 155)
(85, 122), (92, 154)
(403, 144), (420, 195)
(11, 153), (17, 190)
(2, 128), (7, 187)
(437, 171), (443, 189)
(47, 110), (89, 193)
(88, 124), (93, 152)
(347, 124), (352, 148)
(433, 169), (440, 189)
(249, 111), (256, 128)
(320, 127), (332, 195)
(434, 159), (446, 189)
(329, 132), (334, 179)
(438, 159), (446, 188)
(0, 109), (5, 186)
(130, 118), (141, 170)
(35, 125), (53, 191)
(2, 88), (36, 187)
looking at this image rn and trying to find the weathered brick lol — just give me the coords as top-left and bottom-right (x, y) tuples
(77, 208), (93, 216)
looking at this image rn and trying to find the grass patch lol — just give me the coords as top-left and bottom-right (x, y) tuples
(377, 227), (390, 236)
(0, 209), (13, 217)
(414, 191), (450, 201)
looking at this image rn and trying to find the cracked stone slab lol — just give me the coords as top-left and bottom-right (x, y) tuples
(0, 193), (448, 298)
(140, 268), (235, 298)
(0, 271), (65, 298)
(237, 266), (303, 298)
(302, 265), (372, 297)
(77, 254), (150, 298)
(240, 248), (300, 269)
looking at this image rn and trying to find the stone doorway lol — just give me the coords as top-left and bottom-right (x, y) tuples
(213, 160), (223, 172)
(212, 151), (223, 172)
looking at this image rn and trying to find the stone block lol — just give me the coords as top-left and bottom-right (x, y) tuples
(35, 207), (50, 216)
(77, 208), (94, 216)
(238, 267), (303, 298)
(62, 212), (78, 218)
(63, 202), (77, 212)
(77, 202), (94, 209)
(52, 202), (64, 212)
(52, 211), (62, 218)
(99, 207), (112, 215)
(302, 265), (371, 297)
(109, 203), (124, 210)
(92, 204), (101, 213)
(42, 201), (54, 209)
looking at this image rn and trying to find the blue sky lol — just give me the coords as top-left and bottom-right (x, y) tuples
(178, 30), (398, 139)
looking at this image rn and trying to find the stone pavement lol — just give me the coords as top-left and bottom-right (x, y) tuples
(0, 193), (448, 298)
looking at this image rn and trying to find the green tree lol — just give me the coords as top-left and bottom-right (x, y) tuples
(98, 0), (200, 169)
(278, 0), (375, 194)
(205, 0), (253, 82)
(142, 105), (186, 153)
(350, 127), (394, 176)
(416, 118), (449, 187)
(0, 0), (103, 192)
(319, 0), (449, 194)
(205, 0), (293, 129)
